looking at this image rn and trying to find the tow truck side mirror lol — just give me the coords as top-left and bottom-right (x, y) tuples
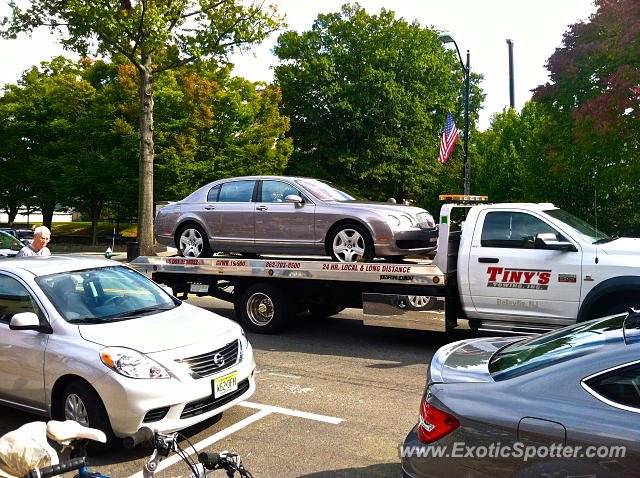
(534, 233), (577, 252)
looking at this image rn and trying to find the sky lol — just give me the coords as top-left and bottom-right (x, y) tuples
(0, 1), (597, 130)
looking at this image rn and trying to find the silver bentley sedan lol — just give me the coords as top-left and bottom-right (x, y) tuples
(155, 176), (437, 261)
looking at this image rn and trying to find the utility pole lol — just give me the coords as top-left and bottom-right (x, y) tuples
(507, 39), (515, 109)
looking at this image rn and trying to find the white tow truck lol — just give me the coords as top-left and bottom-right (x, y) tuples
(131, 197), (640, 334)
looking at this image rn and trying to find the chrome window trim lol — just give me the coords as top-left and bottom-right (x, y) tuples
(580, 359), (640, 414)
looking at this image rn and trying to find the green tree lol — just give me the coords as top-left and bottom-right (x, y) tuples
(532, 0), (640, 234)
(3, 1), (284, 255)
(0, 58), (83, 229)
(474, 102), (558, 204)
(152, 61), (292, 200)
(274, 4), (484, 203)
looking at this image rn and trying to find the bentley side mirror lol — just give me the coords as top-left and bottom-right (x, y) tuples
(285, 195), (304, 206)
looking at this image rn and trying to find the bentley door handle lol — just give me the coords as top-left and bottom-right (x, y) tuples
(204, 205), (216, 210)
(256, 206), (268, 211)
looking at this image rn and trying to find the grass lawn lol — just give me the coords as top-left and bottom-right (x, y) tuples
(48, 222), (138, 238)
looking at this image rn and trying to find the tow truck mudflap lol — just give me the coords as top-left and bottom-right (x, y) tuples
(362, 293), (453, 332)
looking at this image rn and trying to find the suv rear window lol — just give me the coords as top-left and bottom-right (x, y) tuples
(489, 314), (626, 380)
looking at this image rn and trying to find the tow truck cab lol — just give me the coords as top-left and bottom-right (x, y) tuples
(440, 199), (640, 334)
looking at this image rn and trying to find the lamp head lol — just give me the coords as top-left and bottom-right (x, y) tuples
(439, 34), (454, 44)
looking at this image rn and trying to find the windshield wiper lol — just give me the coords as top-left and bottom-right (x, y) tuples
(67, 317), (107, 324)
(112, 304), (175, 319)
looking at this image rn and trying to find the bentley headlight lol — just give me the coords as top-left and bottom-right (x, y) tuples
(100, 347), (170, 379)
(386, 213), (414, 229)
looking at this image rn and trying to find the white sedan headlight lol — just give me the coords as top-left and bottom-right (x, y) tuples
(385, 213), (415, 229)
(100, 347), (170, 379)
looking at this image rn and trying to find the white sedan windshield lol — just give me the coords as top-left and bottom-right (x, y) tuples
(37, 266), (176, 323)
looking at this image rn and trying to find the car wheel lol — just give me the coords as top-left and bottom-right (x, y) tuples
(55, 382), (115, 451)
(406, 296), (436, 310)
(176, 224), (212, 258)
(328, 223), (374, 262)
(238, 283), (290, 334)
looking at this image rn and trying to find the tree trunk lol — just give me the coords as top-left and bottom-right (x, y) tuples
(90, 201), (103, 246)
(138, 57), (155, 256)
(41, 206), (54, 231)
(6, 205), (19, 227)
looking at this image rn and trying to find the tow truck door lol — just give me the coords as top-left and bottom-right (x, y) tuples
(466, 209), (583, 323)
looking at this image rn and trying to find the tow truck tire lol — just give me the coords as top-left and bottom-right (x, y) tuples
(328, 222), (374, 263)
(176, 224), (212, 258)
(238, 283), (290, 334)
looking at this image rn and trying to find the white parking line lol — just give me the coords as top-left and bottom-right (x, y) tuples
(239, 401), (343, 424)
(126, 403), (342, 478)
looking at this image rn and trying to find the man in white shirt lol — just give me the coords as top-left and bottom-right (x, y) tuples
(16, 226), (51, 257)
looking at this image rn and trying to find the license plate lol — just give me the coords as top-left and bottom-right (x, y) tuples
(213, 372), (238, 398)
(190, 283), (209, 293)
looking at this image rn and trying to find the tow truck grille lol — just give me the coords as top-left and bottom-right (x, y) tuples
(178, 340), (239, 378)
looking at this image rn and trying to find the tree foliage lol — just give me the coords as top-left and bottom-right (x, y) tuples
(2, 0), (284, 254)
(152, 61), (292, 200)
(472, 0), (639, 235)
(274, 4), (484, 203)
(0, 55), (292, 240)
(530, 0), (640, 234)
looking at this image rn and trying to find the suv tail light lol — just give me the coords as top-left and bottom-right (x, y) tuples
(417, 398), (460, 444)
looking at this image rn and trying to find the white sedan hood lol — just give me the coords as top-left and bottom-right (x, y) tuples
(78, 303), (237, 353)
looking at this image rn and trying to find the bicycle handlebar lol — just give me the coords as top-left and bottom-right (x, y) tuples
(198, 452), (224, 468)
(123, 427), (155, 449)
(21, 457), (86, 478)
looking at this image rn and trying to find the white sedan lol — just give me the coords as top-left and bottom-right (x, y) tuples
(0, 256), (255, 446)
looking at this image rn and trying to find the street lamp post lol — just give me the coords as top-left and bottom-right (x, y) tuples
(439, 35), (471, 195)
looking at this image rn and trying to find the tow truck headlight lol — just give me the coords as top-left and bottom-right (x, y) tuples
(385, 213), (415, 229)
(100, 347), (170, 379)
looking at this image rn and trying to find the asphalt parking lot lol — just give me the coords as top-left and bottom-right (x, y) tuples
(1, 297), (485, 477)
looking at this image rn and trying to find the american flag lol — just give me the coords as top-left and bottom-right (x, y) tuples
(438, 112), (460, 164)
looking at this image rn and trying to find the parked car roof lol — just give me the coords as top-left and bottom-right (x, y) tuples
(0, 255), (119, 276)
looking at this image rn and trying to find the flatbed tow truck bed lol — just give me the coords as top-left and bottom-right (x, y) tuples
(130, 254), (456, 334)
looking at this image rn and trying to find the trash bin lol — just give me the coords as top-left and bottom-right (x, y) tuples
(126, 241), (140, 262)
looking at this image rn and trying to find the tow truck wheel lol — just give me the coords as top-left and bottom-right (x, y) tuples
(328, 222), (374, 263)
(238, 283), (290, 334)
(176, 224), (212, 258)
